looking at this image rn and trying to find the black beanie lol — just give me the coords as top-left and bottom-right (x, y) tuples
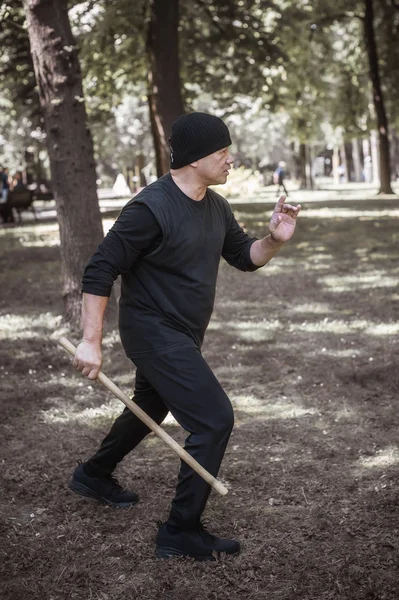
(169, 112), (232, 169)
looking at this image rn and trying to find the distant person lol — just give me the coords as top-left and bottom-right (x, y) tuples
(12, 171), (25, 190)
(0, 167), (14, 224)
(337, 163), (346, 183)
(1, 167), (10, 202)
(273, 161), (288, 197)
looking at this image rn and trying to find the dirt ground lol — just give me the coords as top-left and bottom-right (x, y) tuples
(1, 192), (398, 600)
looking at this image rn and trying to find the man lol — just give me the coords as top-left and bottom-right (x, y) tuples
(0, 167), (14, 224)
(70, 112), (301, 561)
(12, 171), (25, 190)
(274, 161), (289, 197)
(1, 167), (10, 203)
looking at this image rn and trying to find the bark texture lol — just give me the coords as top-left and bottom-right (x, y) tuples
(363, 0), (394, 194)
(147, 0), (185, 177)
(298, 143), (313, 190)
(23, 0), (105, 325)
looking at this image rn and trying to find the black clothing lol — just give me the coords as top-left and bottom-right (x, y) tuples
(0, 203), (14, 223)
(275, 167), (288, 197)
(82, 173), (260, 529)
(155, 521), (240, 560)
(170, 113), (232, 169)
(276, 181), (288, 197)
(86, 346), (234, 529)
(83, 173), (259, 357)
(69, 463), (139, 507)
(1, 172), (10, 190)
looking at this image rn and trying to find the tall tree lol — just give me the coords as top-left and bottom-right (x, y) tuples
(23, 0), (105, 325)
(146, 0), (184, 176)
(363, 0), (394, 193)
(308, 0), (395, 193)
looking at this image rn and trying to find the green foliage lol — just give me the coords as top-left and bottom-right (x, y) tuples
(0, 1), (45, 168)
(0, 1), (38, 117)
(1, 0), (399, 176)
(180, 0), (285, 110)
(374, 0), (399, 128)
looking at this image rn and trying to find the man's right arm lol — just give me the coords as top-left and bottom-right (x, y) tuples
(73, 202), (163, 380)
(73, 293), (109, 380)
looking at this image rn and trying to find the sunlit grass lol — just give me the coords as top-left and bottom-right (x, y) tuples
(357, 446), (399, 470)
(231, 393), (317, 419)
(291, 319), (399, 336)
(40, 390), (317, 427)
(18, 238), (60, 248)
(40, 394), (180, 427)
(0, 312), (62, 340)
(296, 208), (399, 219)
(320, 272), (399, 292)
(216, 300), (266, 310)
(0, 223), (59, 238)
(292, 302), (334, 314)
(41, 397), (122, 425)
(305, 348), (363, 359)
(208, 317), (399, 338)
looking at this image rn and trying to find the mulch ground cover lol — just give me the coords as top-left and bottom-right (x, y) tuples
(1, 196), (398, 600)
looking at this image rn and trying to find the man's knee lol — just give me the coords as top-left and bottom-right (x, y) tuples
(207, 403), (234, 441)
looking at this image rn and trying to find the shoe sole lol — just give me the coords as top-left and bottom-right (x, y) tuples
(68, 479), (138, 508)
(155, 546), (240, 561)
(155, 546), (216, 561)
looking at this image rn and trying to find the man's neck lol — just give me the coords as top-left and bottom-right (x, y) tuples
(170, 171), (207, 201)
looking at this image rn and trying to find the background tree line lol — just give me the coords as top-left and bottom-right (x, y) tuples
(0, 0), (398, 325)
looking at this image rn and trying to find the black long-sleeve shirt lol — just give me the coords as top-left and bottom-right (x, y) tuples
(83, 173), (259, 357)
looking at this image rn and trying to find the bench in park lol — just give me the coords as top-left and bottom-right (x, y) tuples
(0, 189), (55, 224)
(7, 189), (37, 223)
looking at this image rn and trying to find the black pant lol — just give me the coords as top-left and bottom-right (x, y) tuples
(276, 181), (288, 196)
(86, 346), (234, 529)
(0, 202), (14, 223)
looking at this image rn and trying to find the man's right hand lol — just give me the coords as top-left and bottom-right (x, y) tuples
(73, 339), (103, 380)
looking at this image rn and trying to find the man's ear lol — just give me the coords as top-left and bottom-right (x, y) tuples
(189, 161), (199, 168)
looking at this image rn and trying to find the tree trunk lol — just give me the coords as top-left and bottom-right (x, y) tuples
(298, 143), (307, 189)
(363, 0), (394, 194)
(147, 0), (185, 177)
(23, 0), (105, 326)
(362, 138), (373, 182)
(344, 141), (354, 182)
(332, 146), (340, 185)
(340, 144), (348, 183)
(298, 143), (313, 190)
(370, 130), (380, 184)
(306, 144), (314, 190)
(352, 139), (363, 182)
(391, 132), (399, 180)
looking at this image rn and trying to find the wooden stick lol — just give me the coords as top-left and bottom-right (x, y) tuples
(58, 337), (228, 497)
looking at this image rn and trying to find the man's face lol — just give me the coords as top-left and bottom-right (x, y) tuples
(194, 147), (234, 185)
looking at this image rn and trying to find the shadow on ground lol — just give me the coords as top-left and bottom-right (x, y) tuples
(1, 195), (398, 600)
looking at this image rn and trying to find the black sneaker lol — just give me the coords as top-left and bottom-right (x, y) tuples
(155, 521), (240, 561)
(68, 463), (139, 507)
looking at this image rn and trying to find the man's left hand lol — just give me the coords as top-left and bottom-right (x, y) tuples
(269, 195), (301, 244)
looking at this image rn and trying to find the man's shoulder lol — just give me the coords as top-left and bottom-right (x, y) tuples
(122, 174), (172, 210)
(207, 187), (231, 214)
(136, 174), (172, 199)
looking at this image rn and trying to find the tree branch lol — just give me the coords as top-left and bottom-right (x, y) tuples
(311, 11), (364, 29)
(195, 0), (229, 37)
